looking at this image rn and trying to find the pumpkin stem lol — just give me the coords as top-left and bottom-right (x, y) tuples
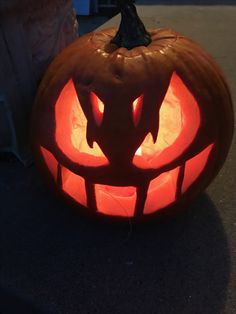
(111, 0), (151, 49)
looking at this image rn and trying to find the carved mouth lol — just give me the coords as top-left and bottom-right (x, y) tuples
(40, 143), (213, 217)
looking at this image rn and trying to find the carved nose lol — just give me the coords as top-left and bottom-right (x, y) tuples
(98, 131), (140, 166)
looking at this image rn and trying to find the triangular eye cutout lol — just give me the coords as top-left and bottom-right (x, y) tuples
(90, 92), (105, 126)
(132, 72), (201, 169)
(55, 80), (109, 167)
(132, 95), (143, 127)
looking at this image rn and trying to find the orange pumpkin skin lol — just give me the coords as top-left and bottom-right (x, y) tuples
(31, 28), (233, 219)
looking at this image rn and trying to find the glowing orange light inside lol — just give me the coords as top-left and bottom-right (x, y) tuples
(144, 143), (213, 215)
(40, 146), (58, 181)
(55, 80), (108, 166)
(134, 85), (183, 157)
(133, 98), (139, 111)
(182, 144), (213, 193)
(144, 166), (180, 215)
(136, 89), (182, 160)
(39, 73), (214, 218)
(61, 166), (87, 207)
(98, 99), (104, 113)
(135, 147), (142, 156)
(90, 91), (104, 126)
(132, 95), (143, 126)
(40, 143), (213, 217)
(70, 100), (104, 157)
(134, 90), (182, 156)
(95, 184), (136, 217)
(133, 72), (201, 168)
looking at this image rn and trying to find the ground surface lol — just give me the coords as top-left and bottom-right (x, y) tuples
(1, 4), (236, 314)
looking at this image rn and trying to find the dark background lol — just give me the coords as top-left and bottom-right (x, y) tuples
(1, 1), (236, 314)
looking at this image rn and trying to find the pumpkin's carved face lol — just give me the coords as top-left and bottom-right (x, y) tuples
(32, 28), (233, 218)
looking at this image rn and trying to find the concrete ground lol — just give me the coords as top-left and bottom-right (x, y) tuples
(1, 4), (236, 314)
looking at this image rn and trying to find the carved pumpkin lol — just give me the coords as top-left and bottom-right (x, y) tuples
(31, 1), (233, 219)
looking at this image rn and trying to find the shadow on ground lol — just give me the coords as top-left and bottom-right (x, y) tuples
(0, 160), (230, 314)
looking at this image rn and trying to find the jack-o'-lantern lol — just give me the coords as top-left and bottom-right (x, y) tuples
(31, 0), (233, 219)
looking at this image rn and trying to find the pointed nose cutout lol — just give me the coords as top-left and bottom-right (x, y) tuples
(91, 92), (144, 128)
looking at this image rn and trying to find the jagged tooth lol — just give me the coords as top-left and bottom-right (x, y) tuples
(151, 129), (158, 143)
(86, 125), (94, 148)
(150, 119), (159, 143)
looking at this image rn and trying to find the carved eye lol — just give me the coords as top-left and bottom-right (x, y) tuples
(133, 73), (201, 170)
(132, 95), (143, 126)
(90, 92), (104, 126)
(54, 80), (109, 167)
